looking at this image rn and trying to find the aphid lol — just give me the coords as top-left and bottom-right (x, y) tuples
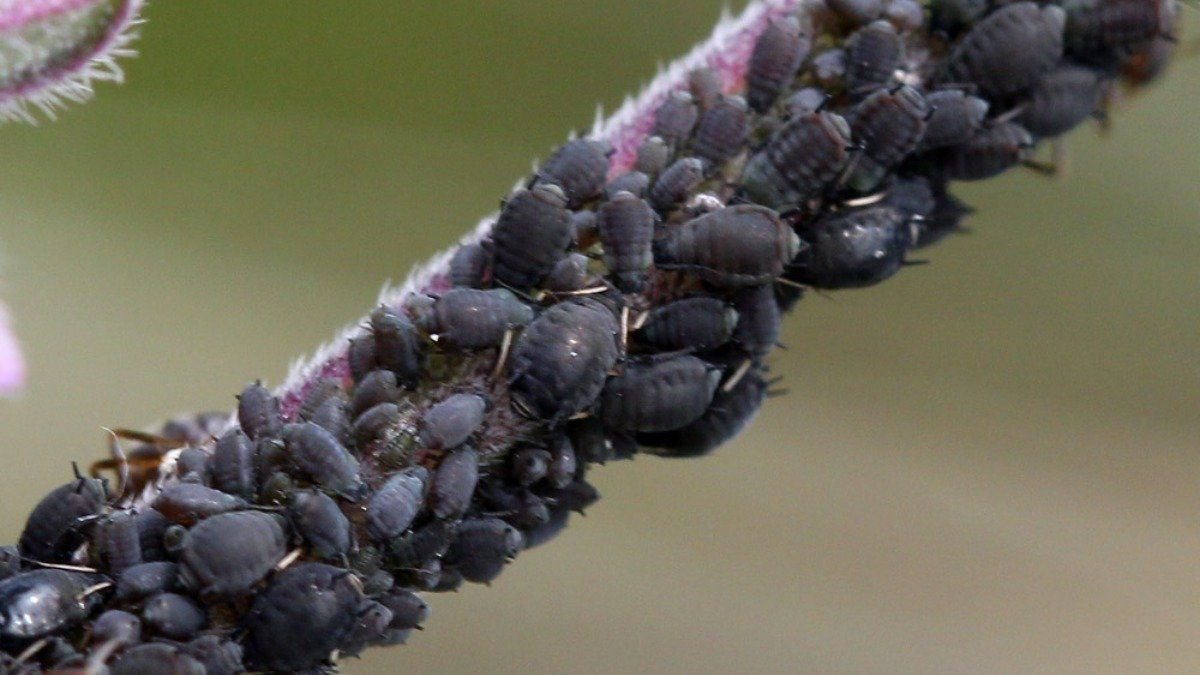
(604, 170), (651, 200)
(510, 447), (552, 487)
(634, 135), (671, 176)
(205, 430), (256, 502)
(546, 436), (578, 489)
(352, 401), (400, 449)
(929, 0), (988, 37)
(421, 288), (534, 350)
(637, 296), (738, 352)
(140, 592), (205, 640)
(507, 298), (621, 423)
(90, 609), (141, 649)
(1063, 0), (1170, 62)
(151, 483), (247, 527)
(429, 445), (480, 520)
(912, 185), (974, 249)
(846, 84), (930, 192)
(178, 511), (287, 599)
(785, 87), (827, 117)
(339, 600), (394, 657)
(111, 643), (206, 675)
(444, 517), (524, 584)
(174, 447), (208, 483)
(370, 306), (422, 389)
(919, 121), (1035, 181)
(419, 393), (487, 451)
(519, 503), (571, 549)
(242, 563), (363, 671)
(134, 509), (171, 563)
(747, 16), (812, 113)
(540, 478), (601, 513)
(810, 48), (847, 87)
(651, 91), (699, 148)
(347, 334), (379, 384)
(447, 242), (489, 288)
(638, 367), (768, 458)
(732, 283), (782, 359)
(600, 355), (721, 433)
(788, 205), (912, 289)
(307, 395), (352, 448)
(649, 156), (707, 213)
(183, 635), (244, 675)
(689, 95), (749, 166)
(532, 138), (611, 208)
(917, 90), (990, 152)
(378, 589), (429, 631)
(882, 174), (936, 222)
(476, 479), (551, 529)
(828, 0), (884, 26)
(883, 0), (924, 31)
(385, 518), (458, 574)
(18, 475), (107, 563)
(115, 561), (179, 602)
(941, 2), (1066, 99)
(654, 205), (800, 287)
(566, 417), (615, 465)
(367, 467), (429, 542)
(740, 111), (853, 208)
(296, 378), (342, 421)
(282, 422), (365, 497)
(288, 489), (352, 561)
(543, 252), (593, 293)
(491, 183), (573, 291)
(90, 510), (142, 574)
(1016, 64), (1104, 138)
(687, 67), (722, 109)
(0, 546), (20, 581)
(0, 569), (103, 641)
(350, 369), (400, 418)
(597, 191), (657, 292)
(570, 209), (598, 247)
(236, 380), (281, 441)
(843, 20), (904, 94)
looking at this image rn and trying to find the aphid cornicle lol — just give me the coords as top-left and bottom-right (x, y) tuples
(741, 111), (853, 208)
(18, 475), (107, 563)
(447, 241), (489, 288)
(843, 20), (904, 94)
(208, 428), (257, 500)
(1016, 64), (1104, 138)
(115, 561), (179, 602)
(421, 288), (534, 351)
(420, 393), (487, 450)
(429, 445), (480, 520)
(444, 517), (524, 584)
(282, 421), (365, 498)
(599, 355), (722, 433)
(532, 138), (611, 208)
(242, 563), (364, 671)
(352, 401), (400, 449)
(507, 298), (621, 424)
(597, 190), (657, 292)
(638, 367), (768, 458)
(788, 205), (912, 289)
(651, 90), (699, 149)
(151, 482), (247, 526)
(367, 467), (429, 542)
(689, 94), (750, 166)
(654, 204), (800, 287)
(178, 511), (287, 599)
(941, 1), (1066, 99)
(140, 592), (205, 640)
(732, 283), (782, 360)
(917, 89), (990, 152)
(288, 489), (351, 561)
(637, 296), (738, 352)
(370, 306), (422, 389)
(918, 121), (1034, 182)
(0, 569), (103, 641)
(846, 84), (930, 192)
(236, 380), (281, 441)
(649, 156), (707, 213)
(490, 183), (573, 291)
(747, 16), (811, 113)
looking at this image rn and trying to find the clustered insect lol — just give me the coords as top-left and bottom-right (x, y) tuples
(0, 0), (1179, 670)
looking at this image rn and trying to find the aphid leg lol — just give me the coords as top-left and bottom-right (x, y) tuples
(492, 327), (515, 381)
(723, 359), (753, 393)
(274, 547), (304, 572)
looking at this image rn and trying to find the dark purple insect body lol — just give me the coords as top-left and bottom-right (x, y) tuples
(511, 447), (552, 487)
(378, 589), (429, 631)
(348, 334), (378, 384)
(654, 205), (800, 287)
(546, 436), (578, 489)
(912, 184), (974, 249)
(237, 380), (281, 441)
(846, 84), (930, 191)
(184, 635), (245, 675)
(282, 421), (364, 497)
(635, 135), (672, 177)
(91, 510), (142, 574)
(690, 95), (749, 166)
(598, 191), (657, 292)
(884, 0), (924, 31)
(0, 569), (103, 641)
(843, 20), (903, 94)
(115, 561), (179, 602)
(649, 157), (707, 213)
(350, 369), (400, 418)
(828, 0), (884, 26)
(929, 0), (988, 37)
(367, 467), (429, 542)
(178, 511), (287, 598)
(605, 170), (651, 201)
(785, 87), (827, 116)
(491, 184), (573, 291)
(175, 447), (208, 483)
(242, 563), (364, 671)
(386, 518), (457, 575)
(429, 445), (480, 520)
(421, 288), (534, 350)
(352, 401), (400, 449)
(308, 395), (352, 447)
(600, 355), (721, 433)
(747, 16), (811, 113)
(134, 509), (171, 563)
(370, 306), (423, 389)
(140, 592), (205, 640)
(151, 482), (247, 527)
(788, 205), (912, 289)
(19, 476), (106, 563)
(652, 91), (700, 149)
(732, 283), (782, 359)
(637, 296), (738, 352)
(111, 643), (206, 675)
(420, 393), (487, 450)
(741, 111), (853, 208)
(544, 252), (593, 292)
(1016, 64), (1104, 138)
(448, 242), (489, 288)
(507, 298), (621, 424)
(533, 138), (611, 208)
(91, 609), (141, 649)
(920, 121), (1034, 181)
(917, 89), (990, 151)
(444, 517), (524, 584)
(811, 48), (847, 87)
(638, 367), (768, 458)
(289, 489), (352, 560)
(1063, 0), (1170, 62)
(942, 2), (1066, 99)
(297, 378), (342, 421)
(339, 600), (394, 657)
(208, 429), (257, 500)
(687, 66), (722, 109)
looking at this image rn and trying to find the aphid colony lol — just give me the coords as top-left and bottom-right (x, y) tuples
(0, 0), (1177, 670)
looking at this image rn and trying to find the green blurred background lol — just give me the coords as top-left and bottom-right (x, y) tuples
(2, 2), (1198, 672)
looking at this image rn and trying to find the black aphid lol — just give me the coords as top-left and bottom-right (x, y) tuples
(444, 517), (524, 584)
(178, 511), (287, 599)
(639, 367), (768, 458)
(597, 191), (657, 292)
(352, 401), (400, 450)
(236, 380), (281, 441)
(90, 609), (141, 649)
(429, 445), (480, 520)
(918, 121), (1034, 181)
(111, 643), (206, 675)
(649, 156), (707, 213)
(420, 394), (487, 450)
(140, 592), (205, 640)
(491, 183), (574, 291)
(637, 296), (738, 352)
(844, 20), (904, 94)
(347, 334), (379, 384)
(511, 447), (552, 487)
(604, 170), (651, 200)
(350, 369), (400, 418)
(732, 283), (782, 359)
(788, 205), (912, 288)
(533, 138), (611, 207)
(1016, 64), (1104, 138)
(151, 483), (247, 527)
(421, 288), (534, 351)
(90, 510), (142, 574)
(828, 0), (884, 26)
(544, 252), (593, 292)
(634, 135), (672, 176)
(307, 395), (352, 448)
(0, 569), (103, 641)
(115, 561), (179, 602)
(942, 1), (1066, 99)
(741, 111), (853, 208)
(690, 94), (749, 166)
(654, 204), (800, 287)
(747, 16), (811, 113)
(370, 306), (423, 389)
(289, 489), (352, 561)
(846, 84), (930, 192)
(242, 563), (364, 671)
(281, 422), (364, 497)
(448, 241), (489, 288)
(918, 89), (990, 152)
(600, 355), (721, 433)
(652, 91), (700, 149)
(546, 436), (578, 489)
(18, 475), (106, 563)
(367, 467), (429, 542)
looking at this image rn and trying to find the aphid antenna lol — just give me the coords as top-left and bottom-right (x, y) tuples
(491, 328), (515, 381)
(14, 638), (49, 665)
(100, 426), (130, 498)
(26, 560), (100, 574)
(722, 358), (754, 393)
(840, 191), (889, 208)
(77, 581), (114, 600)
(900, 258), (930, 267)
(619, 305), (630, 354)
